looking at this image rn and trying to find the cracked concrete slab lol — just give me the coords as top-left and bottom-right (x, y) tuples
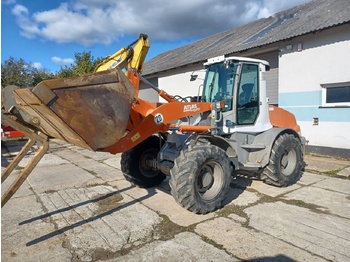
(283, 186), (350, 218)
(75, 160), (124, 182)
(108, 232), (236, 262)
(2, 139), (350, 262)
(232, 175), (302, 198)
(53, 148), (95, 164)
(110, 179), (215, 227)
(311, 176), (350, 195)
(195, 217), (324, 261)
(1, 170), (34, 198)
(32, 185), (162, 262)
(226, 186), (260, 206)
(248, 179), (301, 197)
(305, 154), (350, 173)
(338, 166), (350, 177)
(27, 163), (97, 194)
(1, 195), (72, 262)
(103, 154), (122, 170)
(18, 152), (70, 168)
(228, 214), (247, 223)
(68, 147), (114, 161)
(245, 202), (350, 261)
(297, 171), (328, 185)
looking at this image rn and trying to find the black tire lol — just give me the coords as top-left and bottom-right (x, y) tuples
(169, 145), (232, 214)
(121, 136), (166, 188)
(261, 133), (303, 187)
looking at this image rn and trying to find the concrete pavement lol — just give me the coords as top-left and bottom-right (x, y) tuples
(1, 139), (350, 261)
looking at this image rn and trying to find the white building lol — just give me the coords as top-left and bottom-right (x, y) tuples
(142, 0), (350, 157)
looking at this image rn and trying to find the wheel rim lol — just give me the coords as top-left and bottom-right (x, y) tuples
(139, 148), (159, 177)
(280, 146), (297, 176)
(196, 160), (225, 201)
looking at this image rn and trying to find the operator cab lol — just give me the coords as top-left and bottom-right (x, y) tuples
(202, 56), (272, 134)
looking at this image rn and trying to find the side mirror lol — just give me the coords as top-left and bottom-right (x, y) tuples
(190, 74), (198, 81)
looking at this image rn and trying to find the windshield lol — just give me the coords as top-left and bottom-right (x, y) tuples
(202, 61), (238, 111)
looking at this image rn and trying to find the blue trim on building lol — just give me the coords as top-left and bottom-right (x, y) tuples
(279, 91), (350, 122)
(279, 91), (321, 107)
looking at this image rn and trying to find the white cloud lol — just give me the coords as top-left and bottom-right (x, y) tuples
(11, 4), (28, 16)
(11, 0), (311, 46)
(31, 62), (43, 70)
(3, 0), (16, 5)
(257, 0), (310, 18)
(12, 4), (40, 39)
(51, 56), (74, 66)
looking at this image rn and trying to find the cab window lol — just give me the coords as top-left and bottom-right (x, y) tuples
(202, 62), (237, 112)
(237, 64), (259, 125)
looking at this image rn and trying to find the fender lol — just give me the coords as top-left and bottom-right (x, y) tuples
(194, 134), (237, 158)
(248, 127), (303, 168)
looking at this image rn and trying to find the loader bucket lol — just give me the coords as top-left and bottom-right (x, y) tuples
(1, 67), (135, 151)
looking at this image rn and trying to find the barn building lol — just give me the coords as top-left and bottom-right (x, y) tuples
(141, 0), (350, 157)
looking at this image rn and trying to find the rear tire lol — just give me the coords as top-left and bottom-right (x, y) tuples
(261, 133), (303, 187)
(121, 136), (166, 188)
(170, 145), (232, 214)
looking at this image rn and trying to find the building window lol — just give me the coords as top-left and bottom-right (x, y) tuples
(321, 82), (350, 107)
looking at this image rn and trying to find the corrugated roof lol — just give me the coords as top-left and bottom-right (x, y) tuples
(143, 0), (350, 76)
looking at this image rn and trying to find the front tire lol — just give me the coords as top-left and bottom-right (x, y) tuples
(170, 145), (232, 214)
(261, 133), (303, 187)
(121, 136), (166, 188)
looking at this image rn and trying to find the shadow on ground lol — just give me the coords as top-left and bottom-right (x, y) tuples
(21, 174), (252, 247)
(21, 185), (157, 246)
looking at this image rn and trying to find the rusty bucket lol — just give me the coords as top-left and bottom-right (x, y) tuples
(2, 68), (135, 151)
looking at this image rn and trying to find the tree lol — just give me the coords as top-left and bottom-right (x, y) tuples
(56, 52), (103, 78)
(1, 52), (103, 88)
(1, 57), (54, 88)
(31, 68), (55, 86)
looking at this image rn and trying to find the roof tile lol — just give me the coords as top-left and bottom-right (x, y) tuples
(143, 0), (350, 75)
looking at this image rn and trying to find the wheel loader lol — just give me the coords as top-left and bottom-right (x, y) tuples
(1, 34), (305, 213)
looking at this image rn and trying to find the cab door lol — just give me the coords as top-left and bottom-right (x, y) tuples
(236, 63), (259, 125)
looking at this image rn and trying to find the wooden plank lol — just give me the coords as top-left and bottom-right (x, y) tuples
(13, 89), (92, 150)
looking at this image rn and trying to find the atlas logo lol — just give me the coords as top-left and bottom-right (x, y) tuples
(183, 104), (200, 112)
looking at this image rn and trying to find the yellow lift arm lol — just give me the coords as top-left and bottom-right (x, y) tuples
(94, 33), (150, 73)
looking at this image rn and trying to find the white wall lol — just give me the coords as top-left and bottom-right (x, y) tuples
(157, 64), (205, 102)
(139, 77), (160, 102)
(298, 121), (350, 149)
(279, 24), (350, 93)
(278, 24), (350, 149)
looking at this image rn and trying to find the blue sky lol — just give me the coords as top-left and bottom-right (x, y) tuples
(1, 0), (310, 73)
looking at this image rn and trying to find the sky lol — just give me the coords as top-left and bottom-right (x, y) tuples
(1, 0), (310, 73)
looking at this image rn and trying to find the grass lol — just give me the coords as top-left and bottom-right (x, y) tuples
(154, 214), (186, 241)
(200, 235), (225, 250)
(323, 168), (342, 176)
(15, 166), (25, 171)
(215, 204), (246, 218)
